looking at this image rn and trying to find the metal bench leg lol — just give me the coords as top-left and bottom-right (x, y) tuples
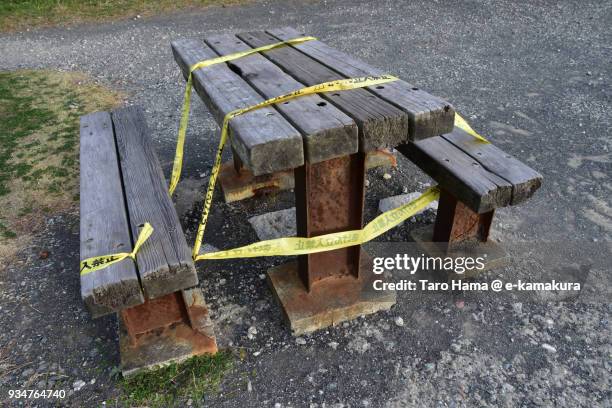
(433, 189), (494, 248)
(118, 288), (217, 377)
(267, 153), (395, 335)
(412, 188), (508, 279)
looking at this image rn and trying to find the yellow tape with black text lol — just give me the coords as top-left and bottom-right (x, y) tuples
(79, 223), (153, 275)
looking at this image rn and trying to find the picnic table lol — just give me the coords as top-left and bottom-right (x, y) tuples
(172, 27), (541, 333)
(79, 26), (542, 373)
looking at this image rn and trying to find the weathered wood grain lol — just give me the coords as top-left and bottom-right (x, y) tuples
(171, 38), (304, 175)
(112, 106), (198, 299)
(441, 128), (543, 205)
(80, 111), (144, 317)
(236, 31), (409, 152)
(204, 33), (359, 164)
(397, 136), (513, 213)
(266, 27), (455, 141)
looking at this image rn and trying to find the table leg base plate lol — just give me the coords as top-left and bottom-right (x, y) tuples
(411, 225), (509, 279)
(267, 255), (396, 336)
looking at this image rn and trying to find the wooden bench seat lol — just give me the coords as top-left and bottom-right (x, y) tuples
(80, 106), (198, 317)
(80, 110), (143, 317)
(80, 106), (216, 376)
(398, 127), (542, 214)
(397, 126), (542, 261)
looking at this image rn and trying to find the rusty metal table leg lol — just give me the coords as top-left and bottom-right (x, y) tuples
(295, 154), (365, 291)
(118, 288), (217, 377)
(412, 188), (508, 278)
(267, 153), (396, 335)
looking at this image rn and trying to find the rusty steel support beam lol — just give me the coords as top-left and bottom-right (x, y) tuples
(266, 152), (395, 335)
(432, 188), (494, 249)
(294, 153), (366, 292)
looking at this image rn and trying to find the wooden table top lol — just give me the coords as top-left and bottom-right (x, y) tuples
(172, 26), (454, 176)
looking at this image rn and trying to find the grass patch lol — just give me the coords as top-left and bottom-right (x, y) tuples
(120, 351), (234, 407)
(0, 69), (122, 260)
(0, 0), (244, 32)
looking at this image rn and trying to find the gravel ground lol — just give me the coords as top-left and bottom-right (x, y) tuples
(0, 0), (611, 406)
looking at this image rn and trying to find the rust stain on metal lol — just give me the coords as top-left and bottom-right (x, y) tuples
(122, 320), (217, 355)
(433, 189), (494, 249)
(219, 160), (294, 203)
(252, 184), (281, 196)
(186, 304), (209, 322)
(121, 289), (217, 354)
(185, 303), (212, 331)
(121, 292), (186, 337)
(365, 148), (397, 169)
(118, 288), (218, 375)
(220, 149), (395, 204)
(174, 323), (218, 355)
(123, 325), (170, 350)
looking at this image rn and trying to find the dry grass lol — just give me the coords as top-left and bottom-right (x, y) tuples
(0, 0), (244, 32)
(0, 70), (123, 262)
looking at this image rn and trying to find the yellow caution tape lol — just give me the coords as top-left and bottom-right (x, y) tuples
(198, 186), (440, 260)
(80, 42), (492, 274)
(168, 46), (489, 261)
(191, 74), (399, 261)
(79, 223), (154, 276)
(168, 36), (317, 196)
(454, 113), (489, 143)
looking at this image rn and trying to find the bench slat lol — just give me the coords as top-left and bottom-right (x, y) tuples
(237, 31), (409, 152)
(266, 27), (455, 141)
(80, 112), (144, 317)
(397, 135), (513, 213)
(112, 106), (198, 299)
(205, 33), (359, 164)
(171, 39), (304, 175)
(441, 129), (543, 205)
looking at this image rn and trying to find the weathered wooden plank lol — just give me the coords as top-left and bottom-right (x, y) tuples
(266, 27), (455, 141)
(171, 38), (304, 175)
(441, 128), (543, 205)
(396, 136), (513, 213)
(204, 33), (359, 164)
(112, 106), (198, 299)
(80, 111), (144, 317)
(236, 31), (409, 152)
